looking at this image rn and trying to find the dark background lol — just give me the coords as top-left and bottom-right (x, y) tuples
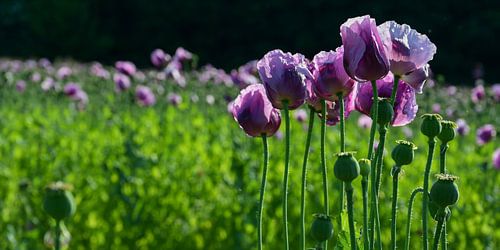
(1, 0), (499, 84)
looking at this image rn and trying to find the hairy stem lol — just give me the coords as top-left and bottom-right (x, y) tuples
(283, 102), (291, 250)
(320, 99), (330, 249)
(432, 217), (445, 250)
(391, 166), (401, 250)
(405, 188), (424, 250)
(423, 138), (437, 250)
(346, 182), (357, 250)
(368, 80), (379, 249)
(300, 107), (315, 250)
(362, 177), (370, 250)
(258, 135), (269, 250)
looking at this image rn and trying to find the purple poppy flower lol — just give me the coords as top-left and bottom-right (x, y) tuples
(358, 114), (372, 129)
(294, 109), (308, 123)
(355, 72), (418, 126)
(400, 64), (430, 94)
(63, 83), (81, 98)
(174, 47), (193, 62)
(16, 80), (26, 92)
(491, 84), (500, 102)
(378, 21), (436, 76)
(257, 49), (311, 110)
(231, 84), (282, 137)
(113, 73), (131, 92)
(91, 63), (110, 79)
(311, 47), (357, 101)
(316, 87), (358, 126)
(340, 15), (390, 81)
(41, 77), (55, 91)
(231, 69), (259, 89)
(471, 85), (486, 103)
(432, 103), (441, 113)
(31, 72), (41, 82)
(305, 72), (322, 112)
(151, 49), (171, 68)
(447, 86), (457, 96)
(476, 124), (496, 145)
(456, 119), (470, 136)
(135, 86), (156, 106)
(57, 66), (72, 79)
(240, 60), (258, 75)
(115, 61), (136, 76)
(493, 148), (500, 170)
(167, 92), (182, 106)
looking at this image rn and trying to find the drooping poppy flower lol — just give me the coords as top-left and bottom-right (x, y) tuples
(231, 84), (281, 137)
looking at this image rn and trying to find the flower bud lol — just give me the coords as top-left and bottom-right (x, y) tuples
(438, 120), (457, 143)
(43, 182), (76, 221)
(428, 198), (451, 222)
(420, 114), (443, 138)
(376, 98), (394, 126)
(391, 140), (417, 166)
(310, 213), (334, 242)
(334, 152), (360, 182)
(358, 158), (371, 178)
(430, 174), (459, 208)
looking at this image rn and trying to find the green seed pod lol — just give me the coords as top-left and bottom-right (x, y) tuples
(334, 152), (360, 183)
(310, 213), (334, 242)
(43, 182), (76, 221)
(376, 98), (394, 126)
(420, 114), (443, 138)
(358, 158), (371, 178)
(438, 120), (457, 143)
(391, 140), (417, 166)
(428, 198), (451, 222)
(430, 174), (459, 208)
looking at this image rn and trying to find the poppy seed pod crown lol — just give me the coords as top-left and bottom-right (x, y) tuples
(438, 120), (457, 143)
(334, 152), (360, 182)
(391, 140), (417, 166)
(421, 114), (443, 138)
(310, 213), (334, 243)
(430, 174), (459, 208)
(43, 182), (76, 221)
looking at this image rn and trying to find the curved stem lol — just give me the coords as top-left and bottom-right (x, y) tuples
(300, 107), (315, 250)
(346, 182), (357, 250)
(362, 177), (370, 250)
(391, 166), (401, 250)
(405, 188), (424, 250)
(368, 80), (379, 249)
(423, 138), (436, 250)
(439, 143), (448, 174)
(283, 102), (291, 250)
(432, 218), (445, 250)
(320, 99), (330, 249)
(390, 75), (400, 107)
(55, 219), (61, 250)
(258, 135), (269, 250)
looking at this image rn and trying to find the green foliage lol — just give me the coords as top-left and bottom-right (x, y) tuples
(0, 65), (498, 249)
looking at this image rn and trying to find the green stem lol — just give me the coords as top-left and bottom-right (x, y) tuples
(346, 182), (357, 250)
(441, 221), (447, 250)
(373, 126), (387, 249)
(405, 188), (424, 250)
(391, 166), (401, 250)
(320, 99), (330, 249)
(439, 144), (448, 174)
(368, 80), (379, 249)
(338, 93), (346, 231)
(283, 102), (291, 250)
(432, 217), (445, 250)
(300, 107), (315, 250)
(258, 135), (269, 250)
(423, 138), (436, 250)
(55, 219), (61, 250)
(390, 75), (400, 107)
(362, 177), (370, 250)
